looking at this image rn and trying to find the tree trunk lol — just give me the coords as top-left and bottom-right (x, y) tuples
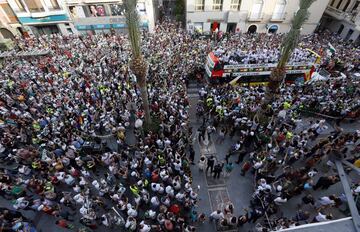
(256, 0), (315, 124)
(138, 82), (152, 125)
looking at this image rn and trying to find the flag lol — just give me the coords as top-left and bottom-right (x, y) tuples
(328, 43), (336, 55)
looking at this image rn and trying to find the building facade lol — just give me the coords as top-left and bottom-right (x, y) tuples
(319, 0), (360, 43)
(186, 0), (329, 35)
(6, 0), (76, 36)
(0, 0), (22, 39)
(63, 0), (157, 34)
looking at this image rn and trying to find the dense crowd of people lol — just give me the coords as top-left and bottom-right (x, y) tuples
(0, 17), (359, 232)
(0, 20), (209, 232)
(213, 31), (359, 74)
(197, 64), (360, 230)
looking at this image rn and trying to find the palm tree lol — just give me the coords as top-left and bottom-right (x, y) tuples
(124, 0), (152, 125)
(259, 0), (315, 120)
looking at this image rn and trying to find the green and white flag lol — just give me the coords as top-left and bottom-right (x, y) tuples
(328, 43), (336, 55)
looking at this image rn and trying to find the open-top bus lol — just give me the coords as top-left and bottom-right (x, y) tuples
(205, 52), (318, 85)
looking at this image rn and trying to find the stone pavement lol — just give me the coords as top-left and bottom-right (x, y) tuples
(186, 81), (360, 232)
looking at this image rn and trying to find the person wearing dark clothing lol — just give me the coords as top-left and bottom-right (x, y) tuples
(238, 208), (249, 226)
(206, 155), (215, 174)
(249, 208), (264, 223)
(301, 194), (315, 206)
(313, 175), (339, 190)
(236, 150), (247, 164)
(293, 210), (310, 222)
(198, 126), (206, 142)
(189, 145), (195, 164)
(213, 163), (224, 179)
(243, 132), (258, 152)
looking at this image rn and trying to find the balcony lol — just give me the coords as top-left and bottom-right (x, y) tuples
(270, 12), (287, 22)
(247, 12), (264, 22)
(325, 5), (347, 20)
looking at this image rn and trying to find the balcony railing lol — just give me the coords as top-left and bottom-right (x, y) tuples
(270, 12), (287, 22)
(247, 12), (264, 21)
(325, 5), (347, 20)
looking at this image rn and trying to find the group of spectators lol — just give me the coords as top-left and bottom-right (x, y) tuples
(198, 70), (360, 230)
(213, 30), (359, 74)
(0, 20), (210, 232)
(0, 17), (359, 232)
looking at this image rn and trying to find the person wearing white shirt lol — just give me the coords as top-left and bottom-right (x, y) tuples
(317, 196), (335, 207)
(73, 193), (85, 204)
(64, 174), (75, 185)
(127, 205), (138, 217)
(210, 210), (224, 221)
(139, 221), (151, 232)
(313, 212), (332, 222)
(151, 196), (160, 208)
(165, 185), (174, 197)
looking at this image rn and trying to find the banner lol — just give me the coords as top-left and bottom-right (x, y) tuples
(227, 69), (308, 77)
(224, 62), (312, 70)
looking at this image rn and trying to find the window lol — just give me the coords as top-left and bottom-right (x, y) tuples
(194, 22), (203, 33)
(352, 1), (360, 12)
(23, 0), (44, 12)
(343, 0), (351, 11)
(13, 0), (26, 12)
(230, 0), (241, 11)
(110, 4), (125, 16)
(337, 24), (344, 34)
(88, 5), (106, 17)
(272, 0), (286, 20)
(69, 6), (77, 18)
(250, 0), (263, 19)
(136, 2), (146, 14)
(336, 0), (343, 9)
(0, 3), (18, 23)
(345, 28), (354, 40)
(43, 0), (59, 10)
(268, 24), (279, 33)
(195, 0), (204, 11)
(212, 0), (223, 11)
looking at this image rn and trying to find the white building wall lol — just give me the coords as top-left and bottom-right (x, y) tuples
(186, 0), (329, 34)
(62, 0), (157, 33)
(320, 0), (360, 42)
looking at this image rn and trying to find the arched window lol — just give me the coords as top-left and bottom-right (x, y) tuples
(250, 0), (263, 19)
(343, 0), (351, 11)
(248, 25), (257, 33)
(268, 24), (279, 34)
(272, 0), (286, 20)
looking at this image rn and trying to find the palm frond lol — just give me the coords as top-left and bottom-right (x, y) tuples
(124, 0), (141, 58)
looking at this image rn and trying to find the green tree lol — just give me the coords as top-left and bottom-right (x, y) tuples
(258, 0), (316, 122)
(124, 0), (152, 125)
(174, 0), (185, 22)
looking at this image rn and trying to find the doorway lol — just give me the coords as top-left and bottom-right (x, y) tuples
(247, 25), (257, 33)
(0, 28), (15, 40)
(344, 29), (354, 40)
(226, 23), (236, 33)
(268, 24), (279, 34)
(211, 22), (220, 32)
(337, 24), (344, 34)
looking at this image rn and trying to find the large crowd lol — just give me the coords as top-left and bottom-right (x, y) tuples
(213, 31), (359, 72)
(0, 18), (359, 232)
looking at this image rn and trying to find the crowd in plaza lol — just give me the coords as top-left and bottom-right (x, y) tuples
(198, 79), (360, 230)
(0, 17), (359, 232)
(197, 32), (360, 230)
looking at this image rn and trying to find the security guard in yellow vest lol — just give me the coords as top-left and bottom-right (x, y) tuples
(130, 185), (139, 197)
